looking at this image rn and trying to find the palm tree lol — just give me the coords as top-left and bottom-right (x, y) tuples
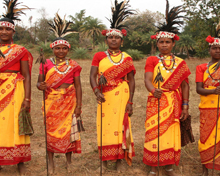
(80, 18), (106, 48)
(176, 34), (195, 58)
(141, 31), (157, 55)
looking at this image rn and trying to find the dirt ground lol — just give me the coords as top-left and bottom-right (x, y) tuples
(0, 51), (219, 176)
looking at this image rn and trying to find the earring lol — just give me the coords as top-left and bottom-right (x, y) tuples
(121, 43), (123, 47)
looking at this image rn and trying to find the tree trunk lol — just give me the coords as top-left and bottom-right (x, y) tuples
(186, 46), (190, 59)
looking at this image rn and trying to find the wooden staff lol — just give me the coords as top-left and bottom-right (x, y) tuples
(153, 66), (164, 175)
(36, 49), (48, 176)
(98, 72), (107, 176)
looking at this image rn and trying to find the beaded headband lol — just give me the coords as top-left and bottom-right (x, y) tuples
(102, 29), (127, 38)
(206, 35), (220, 46)
(50, 40), (71, 49)
(151, 31), (180, 41)
(0, 21), (15, 30)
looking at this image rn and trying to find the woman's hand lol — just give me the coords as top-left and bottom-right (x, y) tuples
(22, 100), (30, 112)
(153, 89), (163, 98)
(180, 109), (189, 121)
(74, 107), (81, 118)
(37, 82), (47, 91)
(95, 90), (106, 104)
(125, 103), (133, 116)
(214, 86), (220, 95)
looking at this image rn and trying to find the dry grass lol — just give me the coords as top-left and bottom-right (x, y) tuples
(0, 54), (218, 176)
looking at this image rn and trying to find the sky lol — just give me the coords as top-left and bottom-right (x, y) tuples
(0, 0), (183, 27)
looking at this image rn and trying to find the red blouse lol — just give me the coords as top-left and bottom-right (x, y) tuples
(195, 63), (208, 82)
(7, 52), (29, 71)
(145, 56), (159, 72)
(39, 59), (80, 84)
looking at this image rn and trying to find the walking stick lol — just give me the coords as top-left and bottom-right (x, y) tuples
(36, 49), (48, 176)
(212, 94), (220, 176)
(98, 72), (107, 176)
(154, 67), (164, 175)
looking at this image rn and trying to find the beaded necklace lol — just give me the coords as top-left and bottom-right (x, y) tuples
(50, 58), (71, 75)
(105, 50), (124, 65)
(157, 54), (176, 73)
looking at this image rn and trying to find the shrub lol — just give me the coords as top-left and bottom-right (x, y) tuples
(93, 42), (108, 53)
(72, 47), (91, 59)
(126, 49), (144, 60)
(37, 42), (53, 58)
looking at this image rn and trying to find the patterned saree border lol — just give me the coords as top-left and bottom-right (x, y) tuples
(0, 144), (31, 165)
(143, 147), (181, 166)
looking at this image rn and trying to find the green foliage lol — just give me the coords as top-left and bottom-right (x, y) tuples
(38, 42), (53, 57)
(80, 17), (106, 48)
(123, 10), (164, 54)
(93, 42), (108, 53)
(126, 49), (145, 61)
(72, 47), (91, 59)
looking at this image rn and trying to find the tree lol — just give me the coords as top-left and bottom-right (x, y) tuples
(123, 10), (164, 54)
(182, 0), (220, 57)
(176, 34), (195, 58)
(80, 18), (106, 48)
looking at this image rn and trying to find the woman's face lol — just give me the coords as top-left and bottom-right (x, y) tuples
(106, 35), (123, 50)
(53, 44), (69, 59)
(209, 45), (220, 60)
(0, 26), (15, 43)
(157, 38), (175, 55)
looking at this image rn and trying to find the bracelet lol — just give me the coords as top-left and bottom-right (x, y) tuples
(93, 86), (99, 92)
(182, 103), (189, 106)
(183, 99), (189, 101)
(182, 105), (189, 110)
(76, 106), (82, 109)
(151, 88), (156, 94)
(24, 98), (31, 102)
(127, 101), (133, 105)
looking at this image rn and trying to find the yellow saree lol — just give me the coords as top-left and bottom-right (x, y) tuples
(143, 56), (191, 166)
(0, 44), (33, 165)
(198, 62), (220, 170)
(93, 51), (136, 165)
(42, 59), (81, 153)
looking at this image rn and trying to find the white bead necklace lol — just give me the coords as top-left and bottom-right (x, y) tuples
(105, 51), (124, 65)
(50, 58), (71, 75)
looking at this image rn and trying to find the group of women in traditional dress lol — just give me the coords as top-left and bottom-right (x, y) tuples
(0, 0), (220, 176)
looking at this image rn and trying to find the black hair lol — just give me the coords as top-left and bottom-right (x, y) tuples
(0, 17), (14, 24)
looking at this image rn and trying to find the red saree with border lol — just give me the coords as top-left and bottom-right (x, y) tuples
(0, 44), (33, 165)
(143, 56), (191, 166)
(42, 59), (81, 153)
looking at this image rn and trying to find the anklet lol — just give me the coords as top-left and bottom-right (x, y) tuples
(166, 168), (173, 172)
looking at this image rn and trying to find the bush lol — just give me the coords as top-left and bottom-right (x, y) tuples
(72, 47), (91, 59)
(93, 42), (108, 53)
(126, 49), (145, 60)
(37, 42), (53, 58)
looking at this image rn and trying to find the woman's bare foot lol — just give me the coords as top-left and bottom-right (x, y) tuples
(17, 162), (26, 176)
(0, 166), (2, 170)
(48, 160), (55, 175)
(116, 160), (124, 173)
(96, 161), (107, 174)
(164, 168), (180, 176)
(202, 165), (208, 176)
(148, 166), (158, 176)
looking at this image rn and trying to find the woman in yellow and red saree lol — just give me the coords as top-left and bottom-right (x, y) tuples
(0, 1), (32, 175)
(37, 13), (82, 174)
(90, 1), (135, 173)
(196, 33), (220, 176)
(144, 2), (190, 176)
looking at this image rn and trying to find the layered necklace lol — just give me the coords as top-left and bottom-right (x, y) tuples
(157, 54), (176, 73)
(105, 49), (124, 65)
(50, 58), (71, 75)
(206, 62), (220, 82)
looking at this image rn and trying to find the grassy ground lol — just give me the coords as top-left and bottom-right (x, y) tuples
(0, 51), (219, 176)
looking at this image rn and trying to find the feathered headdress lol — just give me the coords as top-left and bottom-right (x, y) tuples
(0, 0), (31, 30)
(206, 21), (220, 46)
(102, 0), (135, 38)
(48, 13), (77, 49)
(151, 0), (185, 41)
